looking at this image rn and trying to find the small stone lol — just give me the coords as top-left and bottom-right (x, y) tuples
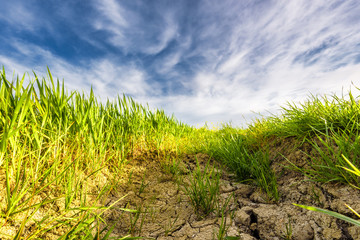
(234, 183), (255, 197)
(292, 221), (314, 240)
(249, 190), (268, 203)
(240, 233), (257, 240)
(234, 209), (251, 226)
(220, 180), (236, 193)
(348, 225), (360, 240)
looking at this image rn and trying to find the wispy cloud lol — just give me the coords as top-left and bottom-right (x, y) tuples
(93, 0), (180, 55)
(0, 0), (37, 31)
(1, 0), (359, 126)
(172, 0), (360, 125)
(0, 41), (155, 100)
(89, 59), (158, 98)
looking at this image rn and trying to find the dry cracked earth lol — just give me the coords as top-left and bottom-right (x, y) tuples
(1, 138), (360, 239)
(101, 143), (360, 240)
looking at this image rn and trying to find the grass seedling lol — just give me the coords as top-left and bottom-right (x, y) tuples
(249, 151), (279, 202)
(163, 215), (179, 236)
(310, 186), (322, 207)
(294, 203), (360, 227)
(215, 194), (236, 240)
(183, 157), (221, 217)
(128, 169), (134, 185)
(128, 204), (147, 236)
(160, 155), (185, 183)
(138, 172), (149, 196)
(281, 217), (293, 240)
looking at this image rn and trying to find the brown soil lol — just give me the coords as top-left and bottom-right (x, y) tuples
(100, 145), (360, 240)
(2, 139), (360, 239)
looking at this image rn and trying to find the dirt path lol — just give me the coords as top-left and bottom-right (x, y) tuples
(102, 152), (360, 240)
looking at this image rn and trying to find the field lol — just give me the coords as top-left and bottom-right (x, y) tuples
(1, 68), (360, 239)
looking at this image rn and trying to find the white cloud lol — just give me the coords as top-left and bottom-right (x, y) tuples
(92, 0), (179, 55)
(218, 52), (248, 76)
(0, 1), (36, 31)
(154, 51), (181, 76)
(155, 0), (359, 126)
(90, 59), (158, 98)
(92, 0), (131, 50)
(143, 14), (179, 55)
(96, 0), (128, 28)
(2, 0), (360, 127)
(0, 41), (156, 101)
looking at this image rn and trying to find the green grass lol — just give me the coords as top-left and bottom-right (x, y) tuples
(0, 67), (194, 238)
(294, 154), (360, 228)
(1, 66), (360, 238)
(182, 156), (221, 217)
(215, 193), (237, 240)
(247, 89), (360, 140)
(197, 128), (279, 202)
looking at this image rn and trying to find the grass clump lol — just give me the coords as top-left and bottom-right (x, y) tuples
(0, 67), (194, 238)
(182, 157), (221, 217)
(189, 88), (360, 205)
(294, 155), (360, 228)
(199, 128), (279, 202)
(286, 128), (360, 186)
(247, 90), (360, 141)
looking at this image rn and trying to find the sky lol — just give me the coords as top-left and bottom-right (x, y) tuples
(1, 0), (360, 127)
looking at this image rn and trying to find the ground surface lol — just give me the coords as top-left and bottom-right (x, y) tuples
(1, 142), (360, 239)
(101, 146), (360, 240)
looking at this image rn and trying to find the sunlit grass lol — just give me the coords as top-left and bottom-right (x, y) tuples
(193, 125), (279, 202)
(1, 66), (360, 238)
(0, 67), (194, 238)
(247, 89), (360, 140)
(182, 156), (221, 216)
(294, 155), (360, 228)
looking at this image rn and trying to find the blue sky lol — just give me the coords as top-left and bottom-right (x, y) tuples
(1, 0), (360, 127)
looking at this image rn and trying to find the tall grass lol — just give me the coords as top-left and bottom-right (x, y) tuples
(286, 126), (360, 186)
(198, 126), (279, 202)
(183, 157), (221, 216)
(0, 67), (193, 238)
(2, 66), (360, 238)
(196, 90), (360, 203)
(260, 90), (360, 186)
(247, 90), (360, 140)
